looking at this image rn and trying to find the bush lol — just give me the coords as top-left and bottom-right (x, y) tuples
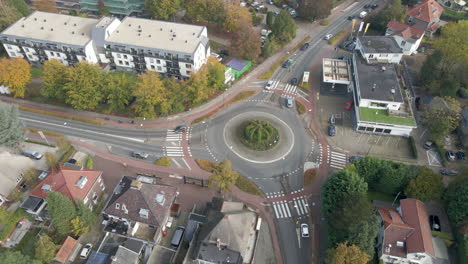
(239, 120), (280, 151)
(85, 155), (93, 169)
(252, 14), (263, 26)
(296, 101), (306, 115)
(155, 157), (171, 166)
(196, 159), (216, 172)
(441, 9), (468, 22)
(235, 175), (263, 196)
(328, 30), (348, 45)
(408, 136), (418, 159)
(320, 20), (330, 26)
(59, 146), (76, 163)
(458, 88), (468, 99)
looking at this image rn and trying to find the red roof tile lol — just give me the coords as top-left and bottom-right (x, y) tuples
(407, 0), (444, 23)
(30, 164), (102, 202)
(55, 236), (78, 263)
(400, 199), (435, 256)
(387, 20), (425, 40)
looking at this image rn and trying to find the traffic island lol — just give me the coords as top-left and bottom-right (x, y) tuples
(238, 119), (280, 151)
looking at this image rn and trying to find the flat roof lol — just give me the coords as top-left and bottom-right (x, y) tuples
(358, 36), (403, 54)
(323, 58), (350, 84)
(355, 55), (403, 103)
(106, 17), (207, 54)
(1, 11), (98, 46)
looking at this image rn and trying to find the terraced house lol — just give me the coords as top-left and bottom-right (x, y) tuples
(0, 11), (210, 78)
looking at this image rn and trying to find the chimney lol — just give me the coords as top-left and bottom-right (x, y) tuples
(216, 238), (221, 249)
(381, 66), (386, 71)
(391, 89), (395, 94)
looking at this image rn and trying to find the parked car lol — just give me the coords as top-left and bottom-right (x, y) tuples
(344, 100), (354, 110)
(267, 0), (273, 4)
(131, 151), (149, 159)
(301, 223), (309, 238)
(359, 11), (368, 18)
(329, 114), (335, 125)
(349, 156), (362, 162)
(440, 169), (458, 176)
(328, 125), (336, 136)
(371, 4), (379, 9)
(347, 15), (356, 20)
(21, 150), (43, 160)
(300, 43), (310, 51)
(281, 59), (292, 68)
(423, 140), (435, 149)
(446, 150), (456, 161)
(175, 125), (187, 133)
(415, 97), (421, 110)
(210, 52), (222, 62)
(282, 4), (289, 8)
(265, 80), (274, 90)
(80, 244), (93, 259)
(285, 97), (293, 108)
(324, 34), (333, 40)
(429, 215), (441, 231)
(456, 151), (466, 160)
(171, 226), (185, 248)
(290, 77), (298, 85)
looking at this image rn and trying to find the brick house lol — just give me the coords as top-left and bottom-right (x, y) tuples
(406, 0), (444, 34)
(21, 163), (105, 221)
(386, 20), (425, 55)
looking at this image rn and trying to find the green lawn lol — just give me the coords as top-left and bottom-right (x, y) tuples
(0, 209), (28, 241)
(30, 66), (43, 77)
(367, 191), (397, 204)
(359, 107), (416, 126)
(16, 228), (40, 257)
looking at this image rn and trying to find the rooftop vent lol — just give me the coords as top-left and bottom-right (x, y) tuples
(185, 40), (187, 43)
(51, 28), (53, 31)
(171, 38), (173, 41)
(138, 25), (141, 28)
(396, 241), (404, 247)
(155, 192), (165, 206)
(148, 34), (151, 37)
(40, 27), (44, 30)
(34, 18), (37, 21)
(81, 33), (84, 36)
(372, 83), (376, 92)
(41, 184), (52, 192)
(138, 29), (142, 32)
(160, 28), (162, 31)
(116, 30), (119, 33)
(170, 29), (172, 32)
(72, 31), (75, 34)
(139, 208), (149, 219)
(74, 23), (77, 26)
(43, 19), (46, 22)
(193, 32), (195, 35)
(21, 24), (24, 28)
(64, 22), (67, 25)
(173, 34), (176, 38)
(128, 23), (131, 27)
(75, 176), (88, 189)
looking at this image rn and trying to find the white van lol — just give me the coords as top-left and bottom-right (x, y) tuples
(359, 11), (368, 19)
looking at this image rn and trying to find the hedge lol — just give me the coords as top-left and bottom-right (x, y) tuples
(59, 146), (76, 163)
(25, 139), (56, 147)
(27, 128), (63, 137)
(328, 30), (348, 45)
(85, 155), (93, 169)
(19, 106), (104, 125)
(408, 136), (418, 159)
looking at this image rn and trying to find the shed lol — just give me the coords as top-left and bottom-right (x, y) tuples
(226, 58), (252, 80)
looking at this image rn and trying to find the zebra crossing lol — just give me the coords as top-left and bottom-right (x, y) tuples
(272, 196), (310, 219)
(262, 80), (298, 98)
(328, 150), (348, 169)
(164, 128), (192, 157)
(165, 129), (182, 142)
(281, 83), (297, 97)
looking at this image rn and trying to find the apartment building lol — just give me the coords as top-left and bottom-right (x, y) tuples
(355, 36), (404, 64)
(0, 11), (210, 78)
(80, 0), (145, 16)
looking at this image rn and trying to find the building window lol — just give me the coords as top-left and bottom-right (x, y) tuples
(401, 40), (406, 46)
(365, 127), (374, 132)
(186, 70), (192, 75)
(98, 177), (102, 183)
(150, 65), (155, 70)
(117, 54), (121, 58)
(83, 196), (89, 204)
(115, 203), (120, 209)
(157, 66), (162, 71)
(358, 126), (366, 131)
(375, 128), (383, 133)
(383, 129), (391, 134)
(156, 59), (161, 64)
(125, 61), (129, 66)
(7, 45), (12, 50)
(368, 54), (374, 58)
(186, 64), (192, 69)
(123, 54), (127, 59)
(118, 60), (123, 65)
(28, 54), (33, 59)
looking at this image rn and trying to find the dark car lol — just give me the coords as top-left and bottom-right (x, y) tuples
(424, 140), (435, 149)
(290, 77), (298, 85)
(446, 150), (456, 161)
(347, 15), (355, 20)
(364, 4), (371, 8)
(349, 156), (362, 162)
(456, 151), (466, 160)
(429, 215), (441, 231)
(371, 4), (379, 9)
(300, 43), (310, 51)
(282, 59), (292, 68)
(131, 151), (149, 159)
(175, 125), (187, 133)
(440, 169), (458, 176)
(220, 49), (229, 56)
(328, 125), (336, 136)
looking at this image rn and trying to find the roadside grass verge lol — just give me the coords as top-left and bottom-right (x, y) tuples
(296, 101), (306, 115)
(25, 139), (56, 147)
(320, 20), (330, 26)
(195, 159), (263, 196)
(27, 128), (63, 137)
(304, 168), (317, 186)
(155, 157), (171, 166)
(328, 30), (348, 45)
(85, 155), (94, 169)
(192, 91), (256, 124)
(0, 209), (28, 241)
(298, 81), (309, 92)
(19, 106), (104, 125)
(258, 36), (311, 79)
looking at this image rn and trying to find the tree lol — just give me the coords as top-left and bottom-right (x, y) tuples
(64, 62), (104, 110)
(145, 0), (180, 20)
(185, 66), (210, 106)
(266, 11), (274, 28)
(444, 176), (468, 227)
(164, 77), (187, 113)
(208, 159), (239, 193)
(326, 242), (370, 264)
(347, 215), (379, 257)
(405, 167), (443, 201)
(0, 58), (31, 98)
(97, 0), (110, 16)
(35, 235), (59, 263)
(0, 102), (25, 147)
(71, 217), (90, 237)
(435, 21), (468, 74)
(421, 96), (462, 143)
(223, 0), (252, 32)
(231, 21), (262, 60)
(56, 136), (71, 153)
(22, 167), (38, 186)
(322, 166), (368, 218)
(298, 0), (333, 21)
(34, 0), (58, 13)
(8, 189), (23, 202)
(46, 192), (76, 236)
(102, 72), (135, 113)
(367, 0), (407, 32)
(41, 59), (69, 101)
(262, 38), (277, 57)
(206, 57), (225, 90)
(0, 251), (42, 264)
(76, 200), (95, 227)
(185, 0), (225, 25)
(329, 194), (373, 233)
(132, 71), (168, 118)
(44, 152), (58, 167)
(271, 10), (297, 44)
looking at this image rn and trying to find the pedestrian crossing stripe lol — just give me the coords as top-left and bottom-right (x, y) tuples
(272, 198), (309, 219)
(329, 151), (347, 169)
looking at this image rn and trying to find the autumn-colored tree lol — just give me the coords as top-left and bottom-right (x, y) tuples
(44, 152), (58, 167)
(326, 242), (370, 264)
(405, 167), (444, 201)
(34, 0), (58, 13)
(71, 217), (90, 236)
(64, 62), (104, 110)
(206, 57), (225, 90)
(41, 59), (68, 101)
(185, 0), (225, 25)
(0, 1), (22, 32)
(145, 0), (180, 20)
(22, 167), (39, 186)
(102, 72), (136, 113)
(35, 235), (59, 263)
(223, 0), (252, 32)
(421, 96), (462, 143)
(56, 136), (72, 153)
(185, 66), (211, 106)
(132, 71), (169, 118)
(0, 58), (31, 98)
(208, 159), (239, 193)
(435, 20), (468, 74)
(231, 21), (262, 60)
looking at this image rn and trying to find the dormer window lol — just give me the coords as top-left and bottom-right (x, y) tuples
(75, 176), (88, 189)
(115, 203), (120, 209)
(139, 208), (149, 219)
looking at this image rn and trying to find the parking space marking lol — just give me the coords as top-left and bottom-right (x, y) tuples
(426, 149), (442, 167)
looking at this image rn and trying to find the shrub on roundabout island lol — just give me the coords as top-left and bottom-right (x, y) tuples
(240, 119), (279, 151)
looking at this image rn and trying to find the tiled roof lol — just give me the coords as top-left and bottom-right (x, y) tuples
(30, 164), (102, 202)
(104, 176), (177, 227)
(378, 207), (414, 258)
(55, 236), (78, 263)
(387, 20), (425, 40)
(400, 199), (435, 256)
(407, 0), (444, 23)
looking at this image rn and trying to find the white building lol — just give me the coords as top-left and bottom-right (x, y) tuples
(0, 152), (34, 206)
(386, 20), (425, 56)
(0, 11), (210, 78)
(356, 36), (404, 64)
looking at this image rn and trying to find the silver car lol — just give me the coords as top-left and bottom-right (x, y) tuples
(22, 150), (43, 160)
(131, 151), (149, 159)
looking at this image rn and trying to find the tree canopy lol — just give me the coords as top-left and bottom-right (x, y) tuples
(35, 235), (59, 263)
(231, 20), (262, 61)
(405, 167), (444, 201)
(421, 96), (462, 143)
(298, 0), (333, 21)
(367, 0), (407, 32)
(208, 159), (239, 193)
(444, 175), (468, 227)
(46, 192), (77, 236)
(132, 71), (169, 118)
(0, 102), (25, 147)
(0, 57), (31, 98)
(145, 0), (180, 20)
(0, 250), (42, 264)
(41, 59), (69, 101)
(271, 10), (297, 44)
(64, 62), (104, 110)
(326, 242), (370, 264)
